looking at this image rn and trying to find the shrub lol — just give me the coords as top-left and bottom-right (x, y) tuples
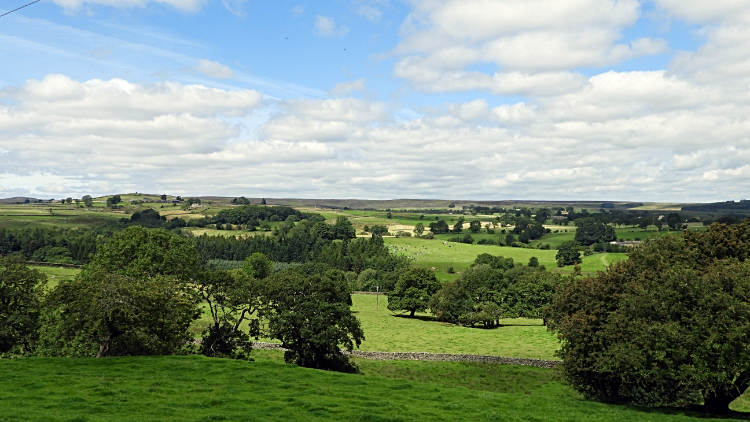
(547, 224), (750, 413)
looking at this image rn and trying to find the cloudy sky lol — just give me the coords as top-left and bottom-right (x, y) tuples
(1, 0), (749, 201)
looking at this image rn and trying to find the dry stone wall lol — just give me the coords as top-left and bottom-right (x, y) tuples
(252, 342), (559, 369)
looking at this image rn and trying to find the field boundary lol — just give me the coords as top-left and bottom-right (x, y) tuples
(253, 342), (559, 369)
(27, 261), (83, 269)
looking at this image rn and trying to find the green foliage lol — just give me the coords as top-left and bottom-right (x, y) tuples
(81, 195), (93, 207)
(88, 226), (199, 281)
(387, 267), (441, 317)
(0, 256), (46, 356)
(38, 269), (199, 358)
(266, 270), (364, 373)
(431, 264), (566, 327)
(242, 252), (273, 280)
(213, 205), (302, 228)
(194, 270), (263, 360)
(529, 257), (539, 267)
(429, 219), (449, 234)
(574, 218), (617, 246)
(106, 195), (121, 207)
(556, 241), (581, 266)
(471, 253), (515, 271)
(548, 223), (750, 413)
(469, 220), (482, 233)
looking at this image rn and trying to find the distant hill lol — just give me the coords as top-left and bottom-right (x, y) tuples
(197, 197), (656, 210)
(682, 200), (750, 212)
(0, 197), (38, 204)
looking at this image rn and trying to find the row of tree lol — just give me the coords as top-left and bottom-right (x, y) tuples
(385, 253), (566, 327)
(0, 227), (365, 373)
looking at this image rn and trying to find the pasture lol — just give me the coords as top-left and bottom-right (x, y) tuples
(351, 294), (558, 360)
(1, 355), (747, 421)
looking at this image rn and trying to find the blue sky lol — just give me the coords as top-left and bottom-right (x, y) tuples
(1, 0), (750, 201)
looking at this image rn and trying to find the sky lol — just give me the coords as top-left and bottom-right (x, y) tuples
(1, 0), (749, 202)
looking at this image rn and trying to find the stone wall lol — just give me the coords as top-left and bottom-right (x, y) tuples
(252, 342), (559, 369)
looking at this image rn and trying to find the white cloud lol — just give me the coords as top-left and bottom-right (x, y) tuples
(314, 15), (350, 37)
(357, 5), (382, 22)
(221, 0), (248, 17)
(51, 0), (204, 11)
(390, 0), (671, 93)
(291, 5), (304, 15)
(4, 67), (750, 201)
(328, 79), (367, 96)
(654, 0), (750, 24)
(196, 59), (235, 79)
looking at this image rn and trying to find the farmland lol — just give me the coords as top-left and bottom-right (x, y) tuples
(2, 194), (749, 419)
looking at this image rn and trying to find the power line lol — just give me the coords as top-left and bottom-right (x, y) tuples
(0, 0), (41, 18)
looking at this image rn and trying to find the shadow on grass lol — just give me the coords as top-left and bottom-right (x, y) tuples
(620, 404), (750, 421)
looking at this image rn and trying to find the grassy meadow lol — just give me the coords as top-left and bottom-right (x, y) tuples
(351, 294), (558, 360)
(1, 354), (747, 421)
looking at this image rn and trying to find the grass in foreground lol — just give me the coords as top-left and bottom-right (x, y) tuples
(1, 354), (747, 422)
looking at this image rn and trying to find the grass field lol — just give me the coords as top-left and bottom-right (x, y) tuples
(0, 354), (747, 421)
(352, 294), (558, 359)
(31, 266), (80, 289)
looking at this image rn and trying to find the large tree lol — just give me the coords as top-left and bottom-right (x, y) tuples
(547, 223), (750, 413)
(266, 270), (363, 373)
(0, 256), (46, 356)
(556, 241), (581, 266)
(387, 267), (441, 317)
(39, 269), (199, 358)
(194, 270), (264, 360)
(88, 226), (199, 281)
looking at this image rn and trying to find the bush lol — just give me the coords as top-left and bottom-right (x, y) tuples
(0, 256), (46, 356)
(547, 224), (750, 413)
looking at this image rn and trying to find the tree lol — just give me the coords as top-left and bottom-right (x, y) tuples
(39, 269), (199, 358)
(413, 223), (425, 236)
(452, 220), (464, 234)
(87, 226), (199, 281)
(386, 212), (392, 219)
(462, 233), (474, 244)
(638, 217), (652, 231)
(468, 220), (482, 233)
(332, 216), (356, 240)
(429, 220), (449, 234)
(266, 270), (364, 373)
(574, 218), (616, 246)
(242, 252), (273, 280)
(65, 197), (73, 204)
(160, 194), (167, 200)
(387, 267), (441, 317)
(665, 213), (682, 230)
(0, 256), (46, 356)
(547, 224), (750, 413)
(529, 257), (539, 267)
(261, 198), (266, 205)
(556, 241), (581, 266)
(106, 195), (121, 207)
(448, 203), (455, 208)
(195, 270), (263, 360)
(505, 234), (515, 245)
(370, 225), (389, 236)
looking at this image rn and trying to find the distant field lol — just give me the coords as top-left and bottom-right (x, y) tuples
(32, 266), (81, 289)
(385, 237), (559, 274)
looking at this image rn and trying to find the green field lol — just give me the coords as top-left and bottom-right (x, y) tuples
(352, 294), (558, 359)
(30, 266), (80, 289)
(0, 354), (747, 421)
